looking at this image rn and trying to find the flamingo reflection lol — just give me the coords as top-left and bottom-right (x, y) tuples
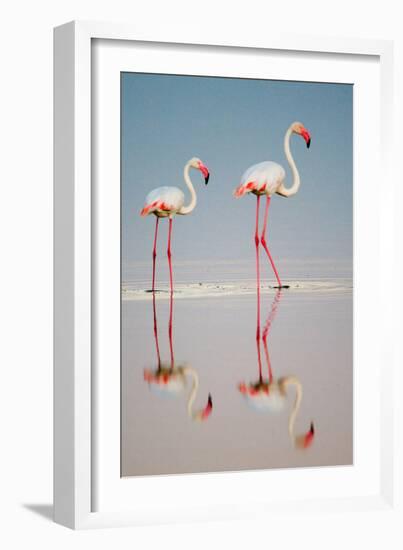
(143, 291), (213, 422)
(238, 290), (315, 449)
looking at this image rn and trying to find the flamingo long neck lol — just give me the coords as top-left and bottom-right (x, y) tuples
(277, 127), (301, 197)
(184, 367), (199, 418)
(178, 162), (197, 215)
(281, 376), (303, 440)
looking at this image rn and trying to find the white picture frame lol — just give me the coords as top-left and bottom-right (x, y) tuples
(54, 20), (396, 529)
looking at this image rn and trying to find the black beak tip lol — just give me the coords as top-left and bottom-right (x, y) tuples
(208, 393), (213, 406)
(310, 422), (315, 434)
(306, 138), (311, 149)
(204, 173), (210, 185)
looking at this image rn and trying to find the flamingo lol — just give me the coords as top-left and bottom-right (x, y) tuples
(140, 157), (210, 293)
(144, 365), (213, 422)
(234, 122), (311, 289)
(143, 290), (213, 422)
(238, 290), (315, 450)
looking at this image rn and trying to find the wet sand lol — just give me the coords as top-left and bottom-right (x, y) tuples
(121, 285), (353, 477)
(122, 278), (352, 301)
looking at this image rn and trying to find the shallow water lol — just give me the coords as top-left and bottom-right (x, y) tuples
(121, 286), (353, 476)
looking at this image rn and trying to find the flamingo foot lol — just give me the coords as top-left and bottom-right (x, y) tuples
(145, 289), (165, 293)
(271, 285), (290, 289)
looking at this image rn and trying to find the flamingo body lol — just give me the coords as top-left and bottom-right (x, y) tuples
(144, 366), (213, 421)
(141, 186), (185, 217)
(144, 366), (187, 396)
(239, 382), (286, 412)
(234, 161), (285, 198)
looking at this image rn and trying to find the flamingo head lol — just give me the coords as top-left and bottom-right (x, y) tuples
(294, 422), (315, 450)
(193, 393), (213, 422)
(189, 157), (210, 184)
(291, 122), (311, 148)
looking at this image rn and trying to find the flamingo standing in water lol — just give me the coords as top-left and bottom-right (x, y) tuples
(140, 157), (210, 293)
(238, 290), (315, 450)
(143, 291), (213, 422)
(234, 122), (311, 289)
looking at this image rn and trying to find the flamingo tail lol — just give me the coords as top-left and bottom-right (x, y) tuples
(140, 201), (158, 216)
(234, 181), (257, 198)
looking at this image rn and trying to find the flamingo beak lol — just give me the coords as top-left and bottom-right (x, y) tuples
(299, 422), (315, 449)
(301, 129), (311, 149)
(305, 422), (315, 447)
(198, 162), (210, 184)
(201, 393), (213, 420)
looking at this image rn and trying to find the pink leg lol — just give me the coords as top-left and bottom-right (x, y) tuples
(261, 196), (283, 288)
(262, 336), (273, 383)
(262, 289), (282, 337)
(152, 291), (161, 368)
(255, 195), (261, 332)
(152, 217), (159, 292)
(257, 334), (263, 383)
(254, 196), (262, 379)
(262, 290), (282, 382)
(167, 218), (175, 368)
(168, 288), (175, 369)
(167, 218), (174, 294)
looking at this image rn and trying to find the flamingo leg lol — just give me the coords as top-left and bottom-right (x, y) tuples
(167, 218), (175, 368)
(260, 196), (283, 288)
(262, 332), (273, 383)
(261, 290), (281, 383)
(168, 288), (175, 369)
(255, 195), (261, 331)
(254, 195), (263, 379)
(167, 218), (174, 294)
(152, 291), (161, 369)
(152, 217), (159, 292)
(257, 333), (263, 383)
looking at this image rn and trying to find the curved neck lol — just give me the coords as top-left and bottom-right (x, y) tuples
(184, 367), (199, 418)
(280, 376), (302, 439)
(277, 127), (300, 197)
(179, 163), (197, 215)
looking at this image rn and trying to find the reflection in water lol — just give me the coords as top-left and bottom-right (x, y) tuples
(238, 290), (315, 450)
(143, 291), (213, 422)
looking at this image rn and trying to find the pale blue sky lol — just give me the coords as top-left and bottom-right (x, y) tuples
(121, 73), (352, 280)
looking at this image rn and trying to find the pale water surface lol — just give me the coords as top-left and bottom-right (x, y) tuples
(121, 285), (353, 476)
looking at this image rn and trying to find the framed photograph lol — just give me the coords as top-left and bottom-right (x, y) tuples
(54, 21), (395, 529)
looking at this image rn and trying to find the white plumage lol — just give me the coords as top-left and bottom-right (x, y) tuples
(237, 161), (286, 197)
(140, 156), (209, 218)
(241, 388), (287, 412)
(143, 186), (185, 217)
